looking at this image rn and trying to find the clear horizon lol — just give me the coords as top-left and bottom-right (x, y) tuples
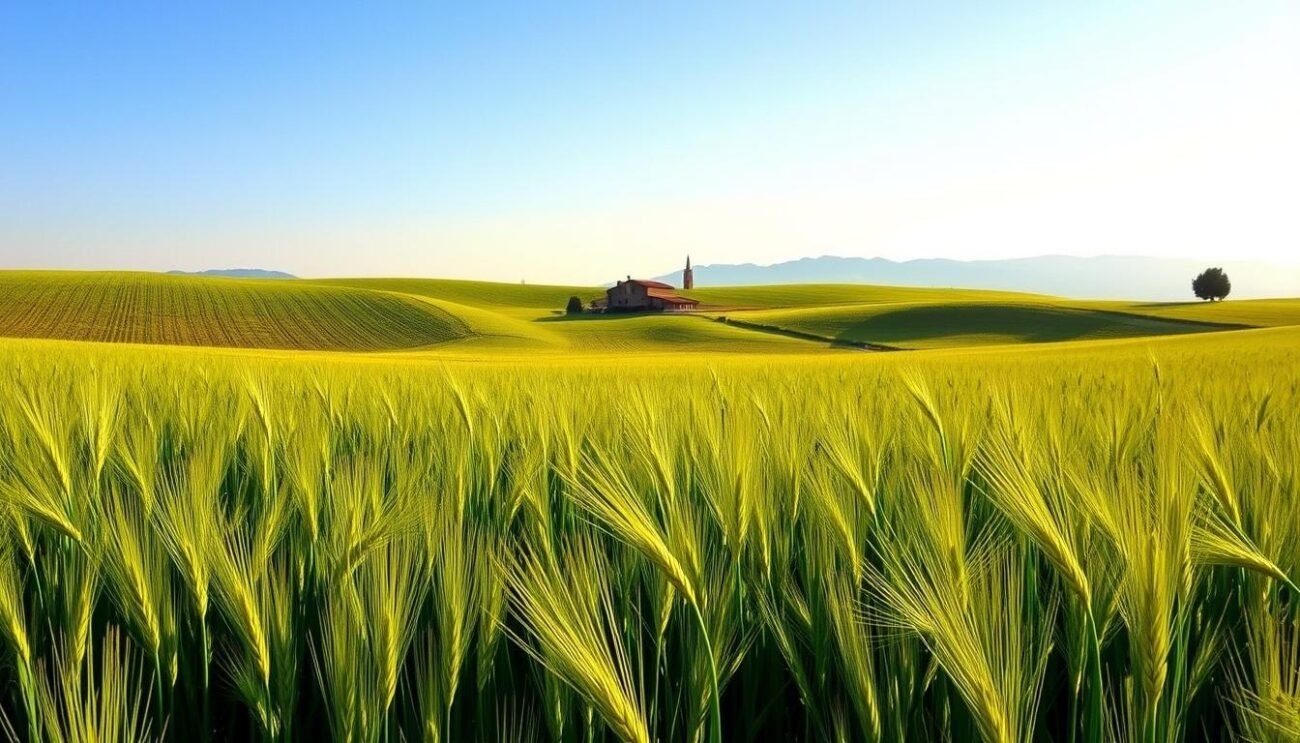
(2, 2), (1297, 284)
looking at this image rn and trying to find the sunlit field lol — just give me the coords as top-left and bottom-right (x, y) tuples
(0, 273), (1296, 742)
(0, 272), (470, 352)
(1, 278), (1299, 740)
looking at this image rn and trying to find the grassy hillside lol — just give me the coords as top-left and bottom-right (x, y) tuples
(734, 301), (1226, 349)
(2, 271), (1295, 355)
(299, 278), (1300, 353)
(1106, 298), (1300, 328)
(316, 278), (837, 353)
(0, 271), (468, 351)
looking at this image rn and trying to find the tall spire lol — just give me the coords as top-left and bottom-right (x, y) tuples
(683, 255), (694, 290)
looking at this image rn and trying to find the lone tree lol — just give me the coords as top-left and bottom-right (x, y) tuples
(1192, 267), (1231, 301)
(565, 295), (584, 315)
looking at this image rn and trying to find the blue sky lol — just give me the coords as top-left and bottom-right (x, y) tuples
(2, 1), (1297, 283)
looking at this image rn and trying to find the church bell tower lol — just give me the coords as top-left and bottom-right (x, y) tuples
(683, 255), (694, 290)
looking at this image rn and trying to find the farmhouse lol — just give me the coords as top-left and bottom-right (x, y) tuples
(604, 278), (698, 312)
(601, 257), (698, 313)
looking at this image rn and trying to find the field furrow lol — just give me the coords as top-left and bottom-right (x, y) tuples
(0, 271), (470, 351)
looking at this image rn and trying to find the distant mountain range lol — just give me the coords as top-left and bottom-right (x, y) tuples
(653, 255), (1300, 301)
(167, 268), (297, 279)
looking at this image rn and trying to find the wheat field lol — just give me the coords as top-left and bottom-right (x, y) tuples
(0, 317), (1297, 741)
(0, 272), (469, 351)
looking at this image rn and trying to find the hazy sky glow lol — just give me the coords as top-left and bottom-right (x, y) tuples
(2, 1), (1297, 283)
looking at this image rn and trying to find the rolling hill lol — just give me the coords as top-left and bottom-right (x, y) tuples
(0, 271), (469, 351)
(730, 301), (1226, 350)
(1101, 298), (1300, 328)
(716, 296), (1300, 351)
(310, 277), (827, 353)
(1, 271), (1297, 356)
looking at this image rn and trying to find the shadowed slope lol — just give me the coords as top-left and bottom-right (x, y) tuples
(737, 301), (1227, 349)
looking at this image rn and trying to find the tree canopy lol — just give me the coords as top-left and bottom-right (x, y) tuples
(1192, 267), (1230, 301)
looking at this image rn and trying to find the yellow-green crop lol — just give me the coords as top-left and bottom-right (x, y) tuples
(0, 272), (467, 351)
(0, 296), (1297, 741)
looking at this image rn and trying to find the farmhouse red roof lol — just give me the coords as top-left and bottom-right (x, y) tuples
(646, 288), (697, 304)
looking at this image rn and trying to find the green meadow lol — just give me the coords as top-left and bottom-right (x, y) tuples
(0, 271), (1298, 741)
